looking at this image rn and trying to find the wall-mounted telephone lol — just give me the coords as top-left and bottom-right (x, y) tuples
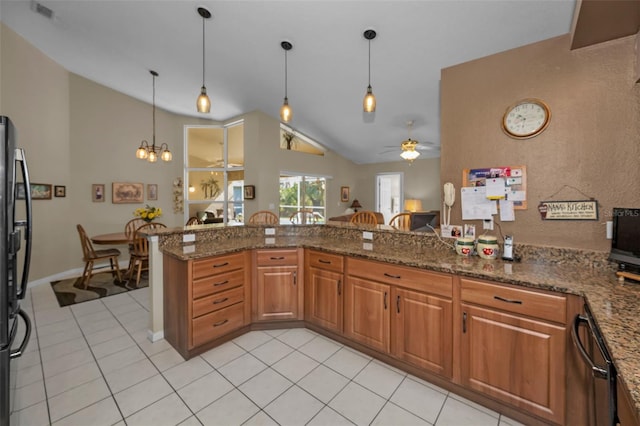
(443, 182), (455, 226)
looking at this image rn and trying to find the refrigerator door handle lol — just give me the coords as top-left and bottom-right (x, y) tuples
(14, 148), (32, 300)
(9, 309), (31, 359)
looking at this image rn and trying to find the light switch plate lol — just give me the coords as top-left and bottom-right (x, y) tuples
(183, 234), (196, 243)
(265, 228), (276, 235)
(363, 231), (373, 240)
(483, 218), (494, 230)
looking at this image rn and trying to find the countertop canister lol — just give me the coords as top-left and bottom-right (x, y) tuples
(477, 235), (500, 260)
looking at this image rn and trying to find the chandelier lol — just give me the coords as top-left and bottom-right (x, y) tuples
(136, 70), (172, 163)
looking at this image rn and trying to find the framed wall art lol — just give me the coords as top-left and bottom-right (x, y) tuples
(54, 185), (66, 197)
(147, 184), (158, 201)
(29, 183), (52, 200)
(243, 185), (255, 200)
(112, 182), (143, 204)
(340, 186), (350, 202)
(92, 184), (105, 202)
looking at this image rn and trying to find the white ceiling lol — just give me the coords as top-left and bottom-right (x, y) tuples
(1, 0), (577, 164)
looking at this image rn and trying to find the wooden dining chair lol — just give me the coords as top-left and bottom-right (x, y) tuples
(124, 218), (147, 241)
(248, 210), (279, 225)
(185, 216), (201, 226)
(289, 209), (318, 224)
(128, 222), (167, 287)
(76, 224), (122, 288)
(389, 212), (412, 231)
(350, 211), (378, 225)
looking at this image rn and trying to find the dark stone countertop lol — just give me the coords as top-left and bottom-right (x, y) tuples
(161, 234), (640, 418)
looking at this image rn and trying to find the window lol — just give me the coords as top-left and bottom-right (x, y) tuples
(280, 124), (326, 156)
(279, 174), (326, 224)
(185, 121), (244, 224)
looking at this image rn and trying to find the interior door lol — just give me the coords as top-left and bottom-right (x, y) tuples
(376, 173), (403, 224)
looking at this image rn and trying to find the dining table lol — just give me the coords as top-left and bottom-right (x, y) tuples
(90, 232), (130, 246)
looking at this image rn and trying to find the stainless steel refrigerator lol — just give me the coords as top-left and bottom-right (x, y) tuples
(0, 116), (33, 425)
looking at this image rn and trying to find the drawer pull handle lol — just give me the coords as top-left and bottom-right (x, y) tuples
(213, 262), (229, 268)
(493, 295), (523, 305)
(213, 280), (229, 287)
(318, 259), (331, 264)
(213, 297), (228, 305)
(270, 256), (285, 260)
(383, 273), (401, 279)
(213, 319), (229, 327)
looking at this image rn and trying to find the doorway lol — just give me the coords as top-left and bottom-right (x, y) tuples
(375, 172), (403, 224)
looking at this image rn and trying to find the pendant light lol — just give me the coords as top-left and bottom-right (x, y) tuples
(136, 70), (172, 163)
(280, 41), (293, 123)
(196, 7), (212, 113)
(363, 29), (377, 113)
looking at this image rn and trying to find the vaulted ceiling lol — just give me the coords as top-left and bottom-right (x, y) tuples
(2, 1), (578, 163)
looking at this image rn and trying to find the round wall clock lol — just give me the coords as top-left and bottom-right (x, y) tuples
(502, 98), (551, 139)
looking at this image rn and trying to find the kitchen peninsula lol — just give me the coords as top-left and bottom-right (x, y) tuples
(145, 223), (640, 426)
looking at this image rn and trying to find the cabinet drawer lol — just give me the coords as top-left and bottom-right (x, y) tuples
(256, 249), (298, 266)
(460, 278), (566, 324)
(307, 250), (344, 273)
(347, 258), (452, 298)
(193, 252), (244, 280)
(193, 286), (244, 318)
(193, 269), (244, 300)
(192, 302), (245, 348)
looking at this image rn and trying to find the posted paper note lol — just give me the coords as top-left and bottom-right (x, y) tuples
(461, 187), (496, 220)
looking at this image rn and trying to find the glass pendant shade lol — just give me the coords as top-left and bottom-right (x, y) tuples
(136, 146), (149, 159)
(280, 97), (292, 122)
(363, 85), (376, 113)
(196, 7), (212, 113)
(197, 86), (211, 113)
(161, 149), (172, 162)
(148, 150), (158, 163)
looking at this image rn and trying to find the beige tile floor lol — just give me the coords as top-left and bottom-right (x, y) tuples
(9, 283), (526, 426)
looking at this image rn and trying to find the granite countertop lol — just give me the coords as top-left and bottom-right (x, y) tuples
(162, 235), (640, 417)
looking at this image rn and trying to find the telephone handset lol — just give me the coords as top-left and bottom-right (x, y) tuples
(444, 182), (455, 207)
(443, 182), (455, 226)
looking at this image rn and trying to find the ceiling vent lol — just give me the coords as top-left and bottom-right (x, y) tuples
(30, 1), (54, 19)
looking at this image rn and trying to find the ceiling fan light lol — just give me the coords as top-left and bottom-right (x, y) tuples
(197, 86), (211, 113)
(363, 85), (376, 113)
(400, 149), (420, 161)
(280, 97), (292, 122)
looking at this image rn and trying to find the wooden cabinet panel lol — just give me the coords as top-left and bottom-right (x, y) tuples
(348, 257), (452, 298)
(307, 250), (344, 273)
(460, 278), (566, 324)
(306, 267), (343, 332)
(192, 303), (245, 348)
(618, 377), (640, 426)
(193, 252), (245, 279)
(255, 265), (299, 321)
(392, 287), (452, 377)
(192, 268), (244, 299)
(192, 286), (244, 318)
(344, 276), (390, 352)
(460, 304), (565, 424)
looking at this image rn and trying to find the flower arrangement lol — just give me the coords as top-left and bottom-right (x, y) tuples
(134, 205), (163, 222)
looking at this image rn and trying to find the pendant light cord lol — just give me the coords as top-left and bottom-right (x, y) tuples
(284, 49), (288, 98)
(152, 73), (156, 146)
(367, 39), (371, 86)
(201, 16), (206, 87)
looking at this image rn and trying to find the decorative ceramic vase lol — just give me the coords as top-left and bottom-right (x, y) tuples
(477, 235), (500, 260)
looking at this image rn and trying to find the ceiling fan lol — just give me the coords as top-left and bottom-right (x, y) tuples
(378, 120), (439, 162)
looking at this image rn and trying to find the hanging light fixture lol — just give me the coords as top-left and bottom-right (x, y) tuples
(400, 120), (420, 163)
(196, 7), (212, 113)
(136, 70), (172, 163)
(280, 40), (293, 123)
(363, 29), (377, 113)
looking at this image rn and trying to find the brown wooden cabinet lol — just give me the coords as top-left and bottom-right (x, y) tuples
(253, 248), (303, 322)
(163, 251), (251, 359)
(344, 275), (390, 352)
(304, 250), (344, 333)
(459, 278), (567, 424)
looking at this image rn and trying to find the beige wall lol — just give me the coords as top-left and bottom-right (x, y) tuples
(441, 34), (640, 251)
(354, 158), (441, 216)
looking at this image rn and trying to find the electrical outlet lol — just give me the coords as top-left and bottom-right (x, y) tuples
(265, 228), (276, 235)
(483, 218), (494, 230)
(363, 231), (373, 240)
(265, 237), (276, 245)
(183, 234), (195, 243)
(606, 221), (613, 239)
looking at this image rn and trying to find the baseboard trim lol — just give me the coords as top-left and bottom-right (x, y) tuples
(147, 329), (164, 342)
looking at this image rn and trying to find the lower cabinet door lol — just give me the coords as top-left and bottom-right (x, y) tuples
(460, 304), (566, 424)
(392, 287), (452, 378)
(256, 265), (299, 321)
(344, 276), (390, 352)
(191, 303), (245, 348)
(306, 267), (343, 333)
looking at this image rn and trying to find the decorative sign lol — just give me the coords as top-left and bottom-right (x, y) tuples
(538, 200), (598, 220)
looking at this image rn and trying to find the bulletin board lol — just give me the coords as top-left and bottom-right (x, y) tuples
(462, 165), (527, 210)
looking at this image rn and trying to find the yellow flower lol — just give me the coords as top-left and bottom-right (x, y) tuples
(133, 204), (163, 221)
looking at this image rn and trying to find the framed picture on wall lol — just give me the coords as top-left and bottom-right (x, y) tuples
(340, 186), (350, 202)
(54, 185), (66, 197)
(92, 184), (105, 202)
(243, 185), (255, 200)
(30, 183), (52, 200)
(147, 184), (158, 201)
(112, 182), (143, 204)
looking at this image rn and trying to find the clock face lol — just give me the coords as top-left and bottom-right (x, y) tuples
(502, 99), (550, 139)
